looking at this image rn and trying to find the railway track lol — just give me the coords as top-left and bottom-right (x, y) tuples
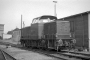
(0, 42), (78, 60)
(17, 46), (90, 60)
(0, 41), (90, 60)
(21, 47), (81, 60)
(0, 49), (16, 60)
(57, 52), (90, 60)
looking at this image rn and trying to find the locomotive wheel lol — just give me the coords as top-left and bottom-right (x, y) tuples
(23, 43), (26, 47)
(56, 46), (62, 52)
(23, 43), (27, 47)
(22, 43), (25, 47)
(56, 46), (59, 52)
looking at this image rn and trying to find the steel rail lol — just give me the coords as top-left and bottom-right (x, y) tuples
(0, 49), (7, 60)
(0, 49), (17, 60)
(57, 51), (90, 60)
(23, 48), (73, 60)
(0, 49), (6, 60)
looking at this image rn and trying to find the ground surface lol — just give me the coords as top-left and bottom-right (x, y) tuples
(0, 39), (90, 60)
(0, 45), (61, 60)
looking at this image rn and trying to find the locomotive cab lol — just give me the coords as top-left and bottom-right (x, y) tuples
(31, 15), (57, 24)
(30, 15), (57, 48)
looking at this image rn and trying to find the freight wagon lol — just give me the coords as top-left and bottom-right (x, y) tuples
(21, 26), (31, 47)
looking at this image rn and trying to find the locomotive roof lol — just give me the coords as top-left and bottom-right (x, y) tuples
(32, 15), (57, 24)
(39, 15), (57, 20)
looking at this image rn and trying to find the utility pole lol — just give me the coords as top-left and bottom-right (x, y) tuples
(21, 15), (22, 30)
(20, 15), (22, 43)
(53, 1), (57, 17)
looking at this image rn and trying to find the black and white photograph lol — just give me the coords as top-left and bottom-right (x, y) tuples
(0, 0), (90, 60)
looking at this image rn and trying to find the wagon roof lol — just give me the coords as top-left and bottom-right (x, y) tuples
(58, 11), (90, 20)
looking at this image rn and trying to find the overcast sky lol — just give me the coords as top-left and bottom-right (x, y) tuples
(0, 0), (90, 33)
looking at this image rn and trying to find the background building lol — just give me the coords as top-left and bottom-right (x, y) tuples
(58, 11), (90, 51)
(12, 28), (21, 43)
(7, 28), (21, 44)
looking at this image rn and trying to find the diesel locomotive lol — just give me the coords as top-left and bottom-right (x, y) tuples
(20, 15), (73, 51)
